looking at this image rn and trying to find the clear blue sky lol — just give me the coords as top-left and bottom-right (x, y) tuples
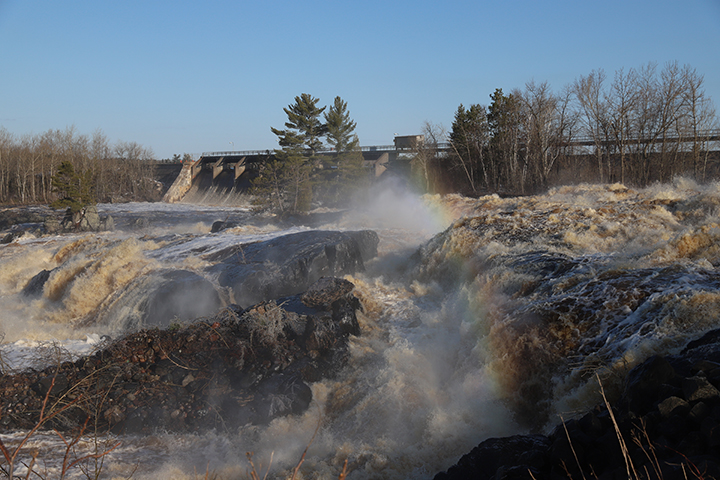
(1, 0), (719, 159)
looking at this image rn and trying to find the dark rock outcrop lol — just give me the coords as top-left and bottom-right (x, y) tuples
(21, 269), (53, 297)
(434, 329), (720, 480)
(0, 277), (361, 434)
(0, 205), (115, 237)
(206, 230), (378, 306)
(0, 206), (51, 231)
(0, 206), (51, 242)
(434, 435), (551, 480)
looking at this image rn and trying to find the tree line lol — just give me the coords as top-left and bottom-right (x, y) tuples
(0, 127), (159, 205)
(1, 61), (717, 209)
(421, 61), (719, 196)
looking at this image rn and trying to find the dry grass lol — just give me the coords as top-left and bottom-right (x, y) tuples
(244, 301), (290, 346)
(557, 375), (714, 480)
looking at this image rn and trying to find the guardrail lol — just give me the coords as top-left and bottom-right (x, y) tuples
(200, 149), (274, 157)
(201, 130), (719, 158)
(202, 143), (455, 157)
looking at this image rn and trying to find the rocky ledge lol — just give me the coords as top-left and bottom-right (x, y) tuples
(1, 205), (114, 243)
(0, 276), (360, 434)
(435, 329), (720, 480)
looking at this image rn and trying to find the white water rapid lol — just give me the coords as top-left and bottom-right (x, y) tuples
(2, 178), (720, 479)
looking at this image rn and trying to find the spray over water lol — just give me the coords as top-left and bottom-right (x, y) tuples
(3, 180), (720, 478)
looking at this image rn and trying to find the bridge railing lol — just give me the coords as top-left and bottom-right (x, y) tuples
(200, 149), (274, 157)
(201, 129), (719, 159)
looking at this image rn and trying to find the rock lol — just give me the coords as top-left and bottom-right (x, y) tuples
(658, 396), (690, 418)
(51, 206), (113, 233)
(60, 208), (82, 231)
(91, 269), (224, 331)
(32, 374), (69, 397)
(435, 338), (720, 480)
(44, 215), (60, 233)
(433, 435), (550, 480)
(208, 230), (378, 306)
(691, 359), (720, 376)
(301, 276), (355, 308)
(683, 375), (720, 402)
(80, 205), (101, 231)
(132, 217), (149, 229)
(101, 214), (115, 231)
(0, 276), (362, 434)
(622, 355), (678, 415)
(678, 328), (720, 368)
(250, 374), (313, 424)
(211, 220), (241, 233)
(1, 231), (24, 244)
(21, 269), (53, 297)
(688, 401), (709, 423)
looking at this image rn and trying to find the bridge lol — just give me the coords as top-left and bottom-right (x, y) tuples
(190, 128), (720, 180)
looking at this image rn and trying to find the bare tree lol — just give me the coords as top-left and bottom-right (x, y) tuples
(682, 68), (719, 181)
(574, 70), (611, 183)
(0, 128), (14, 202)
(522, 80), (561, 190)
(605, 68), (638, 184)
(413, 121), (446, 193)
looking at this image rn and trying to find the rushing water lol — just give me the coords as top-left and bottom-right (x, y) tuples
(2, 179), (720, 479)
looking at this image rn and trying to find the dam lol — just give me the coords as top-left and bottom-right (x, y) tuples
(162, 136), (423, 203)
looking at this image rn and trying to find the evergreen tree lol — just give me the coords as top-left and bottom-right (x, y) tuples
(488, 88), (523, 192)
(322, 97), (366, 205)
(449, 103), (490, 193)
(325, 96), (359, 154)
(271, 93), (327, 156)
(255, 94), (326, 214)
(50, 160), (95, 212)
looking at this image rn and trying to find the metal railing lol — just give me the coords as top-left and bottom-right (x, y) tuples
(200, 149), (274, 157)
(200, 129), (719, 159)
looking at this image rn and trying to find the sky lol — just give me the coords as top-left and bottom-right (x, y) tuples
(1, 0), (719, 160)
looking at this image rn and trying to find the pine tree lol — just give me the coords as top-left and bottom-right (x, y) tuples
(449, 103), (490, 193)
(322, 96), (366, 205)
(488, 88), (523, 192)
(255, 94), (326, 214)
(50, 160), (95, 212)
(271, 93), (327, 156)
(325, 96), (359, 154)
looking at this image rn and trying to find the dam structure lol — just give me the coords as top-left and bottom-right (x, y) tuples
(162, 135), (424, 203)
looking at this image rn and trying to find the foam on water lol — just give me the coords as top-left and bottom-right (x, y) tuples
(3, 181), (720, 478)
(408, 180), (720, 430)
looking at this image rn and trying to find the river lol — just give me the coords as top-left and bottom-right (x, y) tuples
(2, 178), (720, 479)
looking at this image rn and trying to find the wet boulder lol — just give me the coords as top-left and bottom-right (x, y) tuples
(46, 206), (114, 233)
(206, 229), (378, 306)
(21, 269), (53, 297)
(434, 435), (551, 480)
(211, 220), (241, 233)
(92, 269), (224, 331)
